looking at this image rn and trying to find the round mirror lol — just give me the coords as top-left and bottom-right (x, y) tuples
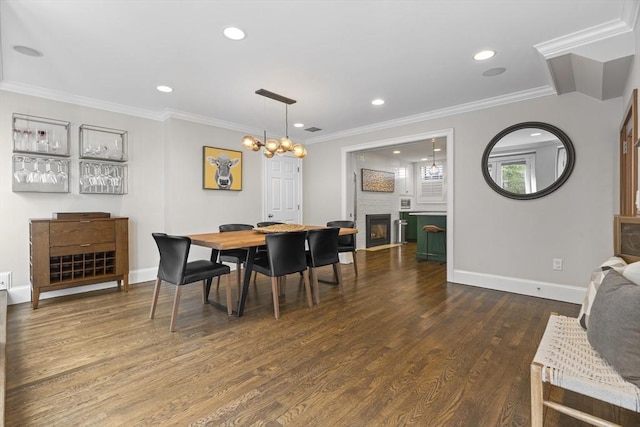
(481, 122), (575, 200)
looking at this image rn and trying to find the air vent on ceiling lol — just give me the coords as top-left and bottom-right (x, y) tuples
(305, 127), (322, 132)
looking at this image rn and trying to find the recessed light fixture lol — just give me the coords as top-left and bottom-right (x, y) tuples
(223, 27), (246, 41)
(482, 67), (506, 77)
(434, 148), (441, 152)
(530, 132), (542, 137)
(421, 158), (428, 161)
(371, 98), (385, 106)
(293, 123), (304, 128)
(156, 85), (173, 93)
(13, 45), (43, 57)
(473, 50), (495, 61)
(393, 150), (401, 154)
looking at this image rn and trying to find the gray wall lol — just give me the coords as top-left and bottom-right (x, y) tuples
(304, 92), (621, 301)
(0, 83), (628, 305)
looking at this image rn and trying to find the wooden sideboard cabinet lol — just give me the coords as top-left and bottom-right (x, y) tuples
(29, 213), (129, 308)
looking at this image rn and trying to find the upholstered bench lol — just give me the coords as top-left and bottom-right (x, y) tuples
(531, 314), (640, 426)
(531, 256), (640, 426)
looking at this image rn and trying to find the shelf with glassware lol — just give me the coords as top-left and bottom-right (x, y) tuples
(12, 155), (70, 193)
(79, 161), (127, 195)
(79, 124), (127, 162)
(12, 113), (71, 157)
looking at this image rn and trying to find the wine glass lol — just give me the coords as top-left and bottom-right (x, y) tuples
(27, 158), (43, 184)
(43, 160), (58, 184)
(13, 157), (28, 183)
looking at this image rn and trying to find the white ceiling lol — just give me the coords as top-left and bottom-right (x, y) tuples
(0, 0), (635, 161)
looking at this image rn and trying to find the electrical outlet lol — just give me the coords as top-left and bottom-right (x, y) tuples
(553, 259), (563, 271)
(0, 272), (11, 290)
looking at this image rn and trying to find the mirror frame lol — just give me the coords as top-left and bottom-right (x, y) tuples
(481, 121), (575, 200)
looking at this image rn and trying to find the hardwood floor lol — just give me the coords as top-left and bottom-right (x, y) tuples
(5, 243), (639, 426)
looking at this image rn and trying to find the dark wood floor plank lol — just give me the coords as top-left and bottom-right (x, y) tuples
(4, 243), (640, 426)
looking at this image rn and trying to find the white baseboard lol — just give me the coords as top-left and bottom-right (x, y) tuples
(450, 269), (586, 304)
(7, 267), (163, 306)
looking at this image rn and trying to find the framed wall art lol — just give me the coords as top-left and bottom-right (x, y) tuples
(361, 168), (395, 192)
(203, 146), (243, 191)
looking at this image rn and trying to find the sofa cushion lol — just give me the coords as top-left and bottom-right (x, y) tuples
(587, 269), (640, 388)
(577, 257), (628, 329)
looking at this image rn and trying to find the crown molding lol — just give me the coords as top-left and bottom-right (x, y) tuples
(160, 108), (262, 135)
(305, 86), (556, 144)
(622, 0), (640, 29)
(0, 80), (164, 121)
(534, 19), (632, 59)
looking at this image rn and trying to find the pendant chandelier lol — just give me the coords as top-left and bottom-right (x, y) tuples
(429, 138), (439, 175)
(241, 89), (307, 159)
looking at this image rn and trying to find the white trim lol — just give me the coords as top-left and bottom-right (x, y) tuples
(622, 0), (640, 29)
(308, 87), (553, 144)
(534, 19), (632, 59)
(0, 80), (164, 121)
(340, 128), (455, 281)
(451, 269), (586, 304)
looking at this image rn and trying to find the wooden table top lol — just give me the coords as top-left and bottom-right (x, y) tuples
(189, 226), (357, 250)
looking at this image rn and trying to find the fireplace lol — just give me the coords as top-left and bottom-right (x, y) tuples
(366, 214), (391, 248)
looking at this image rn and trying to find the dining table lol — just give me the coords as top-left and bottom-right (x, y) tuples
(188, 225), (358, 317)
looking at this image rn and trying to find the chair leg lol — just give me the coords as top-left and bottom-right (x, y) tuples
(334, 262), (344, 294)
(169, 285), (183, 332)
(311, 267), (320, 305)
(352, 250), (358, 277)
(202, 280), (207, 304)
(271, 277), (280, 319)
(225, 273), (233, 316)
(530, 362), (544, 427)
(150, 277), (162, 319)
(216, 276), (221, 291)
(302, 269), (313, 308)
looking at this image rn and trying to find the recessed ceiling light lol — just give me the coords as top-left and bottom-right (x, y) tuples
(293, 123), (304, 128)
(223, 27), (246, 40)
(156, 85), (173, 93)
(434, 148), (442, 152)
(13, 45), (43, 57)
(372, 98), (385, 106)
(530, 132), (542, 137)
(473, 50), (495, 61)
(482, 67), (506, 77)
(393, 150), (401, 154)
(421, 158), (428, 161)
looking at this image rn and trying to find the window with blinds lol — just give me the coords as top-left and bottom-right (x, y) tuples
(418, 164), (445, 202)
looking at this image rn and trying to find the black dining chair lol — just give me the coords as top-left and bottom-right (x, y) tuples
(251, 231), (313, 319)
(150, 233), (232, 332)
(326, 220), (358, 278)
(216, 224), (254, 294)
(306, 227), (342, 304)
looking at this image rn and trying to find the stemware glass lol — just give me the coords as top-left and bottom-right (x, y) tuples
(27, 158), (43, 184)
(13, 157), (28, 183)
(43, 160), (58, 184)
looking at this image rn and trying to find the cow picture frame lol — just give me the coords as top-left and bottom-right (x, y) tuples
(361, 168), (395, 192)
(203, 146), (243, 191)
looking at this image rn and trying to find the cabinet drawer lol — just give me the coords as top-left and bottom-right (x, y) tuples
(50, 242), (116, 257)
(50, 221), (115, 246)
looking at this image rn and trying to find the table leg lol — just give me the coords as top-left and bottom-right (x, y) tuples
(236, 246), (256, 316)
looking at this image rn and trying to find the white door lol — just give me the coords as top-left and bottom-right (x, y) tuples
(263, 155), (302, 223)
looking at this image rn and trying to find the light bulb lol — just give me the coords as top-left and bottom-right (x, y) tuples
(242, 135), (257, 149)
(292, 144), (306, 158)
(264, 149), (274, 158)
(430, 163), (439, 175)
(280, 137), (293, 151)
(265, 138), (280, 153)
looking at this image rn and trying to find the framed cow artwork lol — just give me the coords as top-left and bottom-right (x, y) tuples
(203, 146), (243, 191)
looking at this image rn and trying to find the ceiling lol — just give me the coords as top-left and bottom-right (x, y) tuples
(0, 0), (636, 163)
